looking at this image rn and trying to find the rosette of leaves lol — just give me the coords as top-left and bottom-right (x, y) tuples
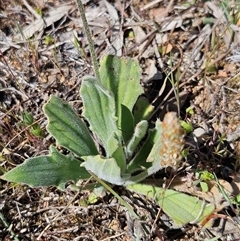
(1, 55), (185, 189)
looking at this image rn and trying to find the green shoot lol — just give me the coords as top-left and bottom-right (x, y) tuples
(19, 111), (44, 138)
(44, 35), (55, 45)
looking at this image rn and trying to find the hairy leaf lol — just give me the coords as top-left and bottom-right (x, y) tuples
(80, 76), (121, 158)
(99, 55), (143, 136)
(120, 104), (134, 143)
(133, 96), (154, 124)
(81, 155), (130, 185)
(126, 128), (157, 174)
(44, 95), (98, 157)
(126, 120), (148, 158)
(1, 146), (90, 190)
(127, 183), (215, 227)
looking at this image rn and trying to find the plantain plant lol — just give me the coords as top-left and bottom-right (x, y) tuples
(1, 0), (216, 231)
(1, 55), (184, 188)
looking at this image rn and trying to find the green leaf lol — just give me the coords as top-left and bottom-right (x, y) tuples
(120, 104), (134, 143)
(43, 95), (98, 157)
(88, 185), (107, 204)
(200, 170), (214, 181)
(146, 119), (163, 164)
(127, 183), (215, 227)
(21, 111), (34, 125)
(200, 181), (209, 192)
(124, 126), (165, 185)
(1, 146), (90, 190)
(31, 124), (44, 137)
(124, 162), (162, 185)
(126, 120), (148, 159)
(186, 106), (194, 115)
(81, 155), (130, 185)
(80, 76), (120, 158)
(235, 194), (240, 204)
(133, 96), (154, 124)
(99, 55), (143, 134)
(126, 128), (156, 174)
(180, 120), (193, 134)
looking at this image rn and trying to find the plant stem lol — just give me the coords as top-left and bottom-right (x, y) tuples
(75, 0), (101, 82)
(90, 172), (139, 219)
(90, 173), (150, 236)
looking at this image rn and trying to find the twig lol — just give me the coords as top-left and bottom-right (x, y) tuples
(21, 0), (41, 19)
(126, 29), (157, 56)
(140, 0), (163, 11)
(37, 191), (80, 240)
(182, 48), (231, 85)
